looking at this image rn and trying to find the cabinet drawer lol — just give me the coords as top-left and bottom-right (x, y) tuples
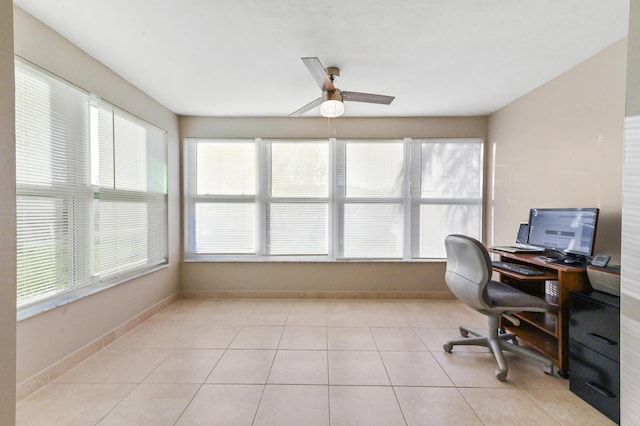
(570, 293), (620, 362)
(570, 341), (619, 424)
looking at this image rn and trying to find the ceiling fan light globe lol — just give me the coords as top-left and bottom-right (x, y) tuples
(320, 100), (344, 117)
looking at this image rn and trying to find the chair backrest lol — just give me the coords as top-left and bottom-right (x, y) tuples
(444, 234), (492, 311)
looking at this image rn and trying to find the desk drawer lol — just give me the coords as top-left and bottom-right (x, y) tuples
(570, 340), (619, 424)
(569, 293), (620, 362)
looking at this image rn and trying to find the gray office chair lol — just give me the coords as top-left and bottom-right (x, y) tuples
(443, 234), (554, 381)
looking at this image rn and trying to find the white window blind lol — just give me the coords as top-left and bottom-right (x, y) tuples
(184, 137), (483, 261)
(410, 139), (483, 258)
(15, 58), (168, 308)
(94, 102), (167, 279)
(336, 140), (404, 258)
(15, 58), (91, 306)
(265, 141), (329, 255)
(186, 139), (256, 254)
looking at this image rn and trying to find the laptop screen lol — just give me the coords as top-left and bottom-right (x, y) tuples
(516, 223), (529, 244)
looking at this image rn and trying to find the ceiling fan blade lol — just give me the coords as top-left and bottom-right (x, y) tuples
(301, 57), (335, 91)
(342, 91), (395, 105)
(289, 96), (323, 117)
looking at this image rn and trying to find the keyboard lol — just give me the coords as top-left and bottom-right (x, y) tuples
(492, 261), (545, 276)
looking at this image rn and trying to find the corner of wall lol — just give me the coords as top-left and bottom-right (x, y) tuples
(1, 0), (17, 422)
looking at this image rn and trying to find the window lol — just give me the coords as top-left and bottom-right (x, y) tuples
(185, 140), (256, 254)
(93, 102), (168, 279)
(184, 137), (483, 261)
(15, 59), (92, 305)
(410, 139), (483, 258)
(265, 140), (329, 255)
(336, 140), (405, 258)
(15, 58), (167, 308)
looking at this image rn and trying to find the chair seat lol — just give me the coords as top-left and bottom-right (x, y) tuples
(487, 280), (551, 311)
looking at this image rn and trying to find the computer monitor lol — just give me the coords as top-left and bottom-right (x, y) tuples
(527, 208), (599, 259)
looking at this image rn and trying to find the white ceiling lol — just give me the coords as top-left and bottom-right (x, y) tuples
(14, 0), (630, 117)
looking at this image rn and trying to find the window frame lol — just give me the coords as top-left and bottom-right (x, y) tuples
(15, 57), (169, 315)
(183, 138), (259, 257)
(409, 138), (484, 258)
(184, 137), (484, 262)
(334, 139), (408, 260)
(261, 139), (331, 257)
(92, 101), (169, 281)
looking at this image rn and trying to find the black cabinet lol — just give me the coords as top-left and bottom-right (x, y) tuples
(569, 290), (620, 424)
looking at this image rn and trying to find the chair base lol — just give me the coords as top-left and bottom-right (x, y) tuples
(443, 315), (554, 381)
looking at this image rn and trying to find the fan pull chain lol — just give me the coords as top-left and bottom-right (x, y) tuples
(327, 117), (337, 140)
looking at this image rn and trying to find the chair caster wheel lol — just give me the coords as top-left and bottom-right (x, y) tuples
(495, 370), (507, 382)
(443, 343), (453, 353)
(459, 328), (469, 337)
(543, 364), (554, 376)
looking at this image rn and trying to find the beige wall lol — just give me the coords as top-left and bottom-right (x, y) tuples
(182, 262), (449, 298)
(488, 39), (628, 263)
(13, 7), (181, 385)
(180, 116), (488, 297)
(0, 0), (16, 423)
(180, 116), (488, 139)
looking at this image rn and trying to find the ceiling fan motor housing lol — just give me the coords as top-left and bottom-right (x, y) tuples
(323, 88), (342, 102)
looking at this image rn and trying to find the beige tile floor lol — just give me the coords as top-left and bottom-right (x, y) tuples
(16, 298), (616, 425)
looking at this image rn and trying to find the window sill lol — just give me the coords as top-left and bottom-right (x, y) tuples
(183, 256), (444, 263)
(17, 263), (169, 322)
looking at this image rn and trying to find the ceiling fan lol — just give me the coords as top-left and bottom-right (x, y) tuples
(290, 57), (395, 117)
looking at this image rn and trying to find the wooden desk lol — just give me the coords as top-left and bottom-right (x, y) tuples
(490, 250), (591, 377)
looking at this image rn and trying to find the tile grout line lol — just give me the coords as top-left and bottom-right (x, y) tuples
(373, 325), (410, 426)
(250, 301), (290, 425)
(173, 329), (241, 425)
(325, 320), (332, 425)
